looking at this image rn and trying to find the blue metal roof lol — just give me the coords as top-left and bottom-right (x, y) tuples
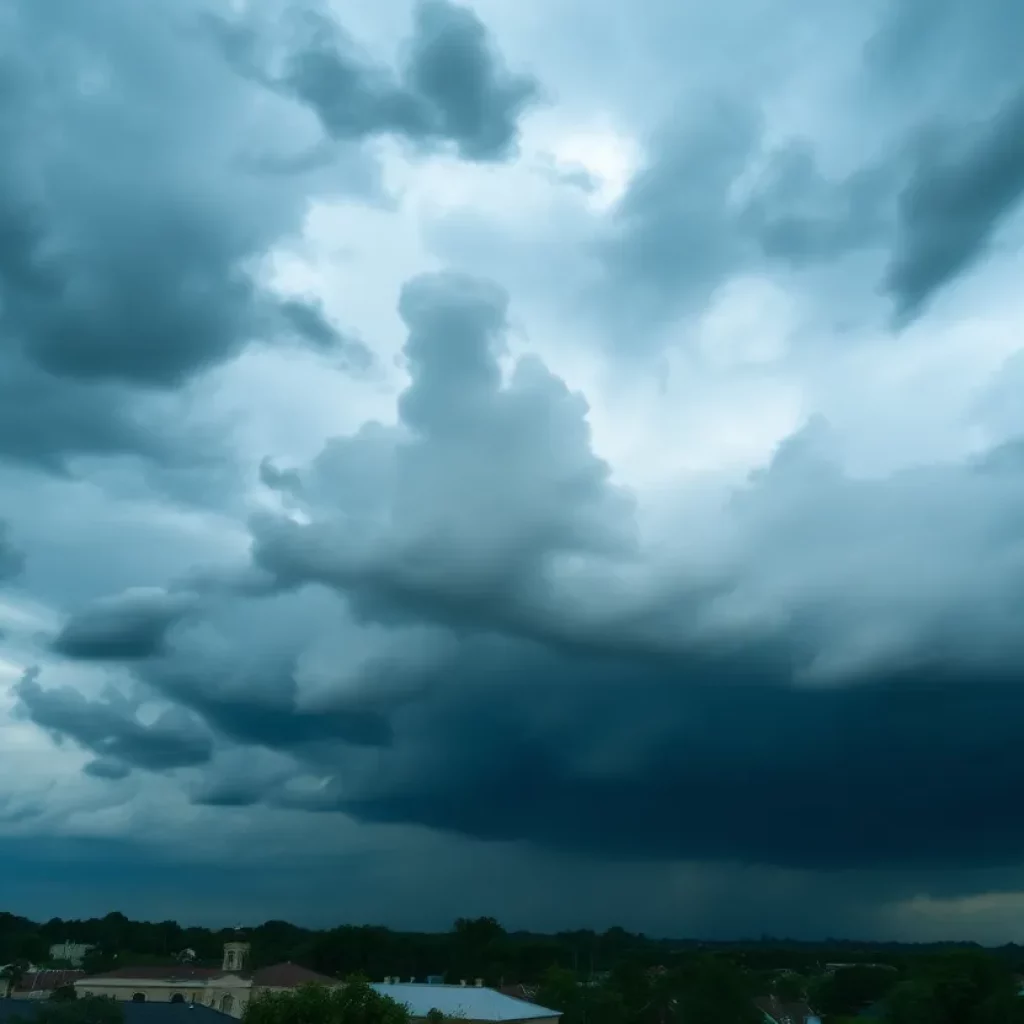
(371, 984), (559, 1022)
(0, 1004), (230, 1024)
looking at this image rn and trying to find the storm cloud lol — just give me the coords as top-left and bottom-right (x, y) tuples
(15, 668), (213, 773)
(6, 0), (1024, 942)
(259, 0), (540, 162)
(0, 520), (24, 582)
(0, 0), (534, 476)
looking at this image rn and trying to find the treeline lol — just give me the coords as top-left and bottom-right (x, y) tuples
(4, 909), (1024, 988)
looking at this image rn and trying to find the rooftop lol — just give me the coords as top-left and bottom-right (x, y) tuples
(77, 963), (335, 988)
(0, 1004), (230, 1024)
(371, 983), (559, 1022)
(13, 971), (85, 993)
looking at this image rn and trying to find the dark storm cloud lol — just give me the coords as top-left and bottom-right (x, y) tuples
(142, 650), (394, 751)
(52, 589), (199, 661)
(154, 269), (1024, 875)
(279, 299), (375, 374)
(259, 457), (303, 497)
(0, 358), (188, 472)
(0, 0), (303, 469)
(14, 667), (213, 771)
(597, 100), (760, 332)
(83, 758), (133, 781)
(0, 518), (25, 581)
(739, 142), (896, 266)
(0, 0), (535, 475)
(885, 87), (1024, 320)
(595, 0), (1024, 332)
(239, 0), (540, 163)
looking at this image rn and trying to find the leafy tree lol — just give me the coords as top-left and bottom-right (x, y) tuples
(884, 980), (940, 1024)
(80, 951), (118, 976)
(243, 978), (410, 1024)
(883, 951), (1021, 1024)
(812, 966), (899, 1016)
(2, 960), (28, 998)
(51, 985), (79, 1002)
(536, 966), (625, 1024)
(771, 973), (805, 1003)
(670, 956), (761, 1024)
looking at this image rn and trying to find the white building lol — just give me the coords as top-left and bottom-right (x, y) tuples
(75, 939), (335, 1018)
(49, 942), (94, 966)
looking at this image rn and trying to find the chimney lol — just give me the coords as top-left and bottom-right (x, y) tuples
(474, 979), (483, 988)
(459, 980), (467, 987)
(408, 978), (414, 984)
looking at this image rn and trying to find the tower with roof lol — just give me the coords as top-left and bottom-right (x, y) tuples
(222, 928), (250, 974)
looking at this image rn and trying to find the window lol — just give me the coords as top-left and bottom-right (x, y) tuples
(221, 994), (235, 1014)
(171, 994), (185, 1004)
(132, 994), (146, 1003)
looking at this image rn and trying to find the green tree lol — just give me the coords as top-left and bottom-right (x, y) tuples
(50, 985), (79, 1002)
(2, 960), (28, 998)
(812, 966), (899, 1017)
(884, 980), (940, 1024)
(771, 973), (805, 1003)
(671, 956), (761, 1024)
(883, 951), (1020, 1024)
(243, 978), (410, 1024)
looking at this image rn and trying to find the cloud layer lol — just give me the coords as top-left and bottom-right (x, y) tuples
(3, 0), (1024, 942)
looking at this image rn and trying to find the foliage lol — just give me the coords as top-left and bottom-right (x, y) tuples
(51, 985), (79, 1002)
(882, 951), (1023, 1024)
(770, 973), (805, 1003)
(243, 978), (410, 1024)
(810, 966), (899, 1016)
(670, 955), (762, 1024)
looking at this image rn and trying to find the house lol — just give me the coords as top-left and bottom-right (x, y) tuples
(754, 996), (821, 1024)
(0, 1000), (230, 1024)
(48, 943), (94, 967)
(5, 970), (85, 1000)
(74, 937), (335, 1018)
(371, 981), (560, 1024)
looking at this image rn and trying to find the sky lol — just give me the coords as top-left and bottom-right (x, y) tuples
(3, 0), (1024, 945)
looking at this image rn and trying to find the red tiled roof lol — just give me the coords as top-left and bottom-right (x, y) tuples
(82, 967), (222, 982)
(251, 963), (336, 988)
(16, 971), (85, 992)
(78, 961), (333, 989)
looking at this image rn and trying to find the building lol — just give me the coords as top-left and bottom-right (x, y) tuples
(371, 981), (561, 1024)
(5, 969), (84, 1000)
(48, 943), (94, 967)
(74, 938), (336, 1018)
